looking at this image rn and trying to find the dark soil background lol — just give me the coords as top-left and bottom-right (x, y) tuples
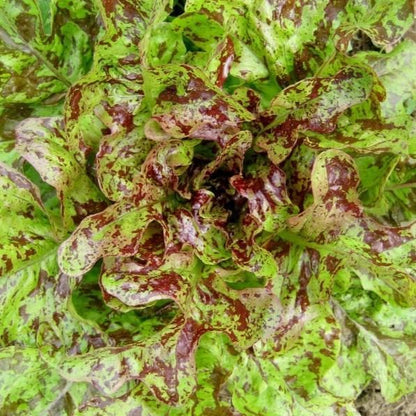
(357, 383), (416, 416)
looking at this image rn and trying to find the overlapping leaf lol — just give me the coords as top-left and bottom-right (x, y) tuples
(58, 198), (165, 276)
(286, 150), (416, 305)
(335, 281), (416, 402)
(0, 347), (89, 416)
(336, 0), (414, 50)
(143, 64), (254, 144)
(256, 66), (375, 164)
(57, 254), (280, 405)
(15, 117), (107, 230)
(2, 0), (416, 415)
(0, 0), (97, 113)
(0, 163), (109, 414)
(0, 163), (57, 277)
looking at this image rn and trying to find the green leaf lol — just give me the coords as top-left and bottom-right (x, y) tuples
(363, 40), (416, 120)
(143, 64), (254, 143)
(339, 0), (414, 49)
(256, 66), (375, 164)
(15, 116), (107, 230)
(2, 1), (416, 414)
(0, 0), (96, 110)
(96, 128), (154, 201)
(0, 347), (66, 415)
(337, 283), (416, 402)
(0, 163), (108, 414)
(58, 198), (164, 276)
(0, 163), (57, 277)
(286, 150), (416, 306)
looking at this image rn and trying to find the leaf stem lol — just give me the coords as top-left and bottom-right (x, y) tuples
(277, 229), (330, 253)
(385, 182), (416, 191)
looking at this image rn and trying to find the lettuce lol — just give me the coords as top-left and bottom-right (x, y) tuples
(1, 0), (416, 414)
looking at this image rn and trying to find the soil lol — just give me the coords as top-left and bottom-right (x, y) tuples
(356, 383), (416, 416)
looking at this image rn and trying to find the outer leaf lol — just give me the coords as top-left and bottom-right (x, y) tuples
(0, 163), (57, 277)
(338, 0), (414, 49)
(336, 283), (416, 402)
(67, 252), (281, 405)
(141, 22), (187, 67)
(76, 334), (239, 415)
(63, 0), (169, 156)
(185, 0), (344, 83)
(64, 69), (145, 153)
(256, 66), (374, 164)
(95, 0), (172, 64)
(58, 198), (164, 276)
(15, 117), (107, 229)
(365, 39), (416, 120)
(0, 347), (67, 415)
(227, 303), (346, 416)
(56, 316), (204, 405)
(0, 164), (109, 414)
(303, 119), (410, 156)
(0, 0), (96, 111)
(75, 383), (174, 416)
(354, 154), (416, 225)
(286, 150), (416, 305)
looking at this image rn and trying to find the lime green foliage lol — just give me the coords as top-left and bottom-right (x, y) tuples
(0, 0), (96, 112)
(15, 117), (107, 230)
(1, 0), (416, 415)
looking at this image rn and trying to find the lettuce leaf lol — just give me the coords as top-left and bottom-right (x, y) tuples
(1, 1), (416, 415)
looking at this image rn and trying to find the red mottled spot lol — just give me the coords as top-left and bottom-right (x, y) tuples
(325, 255), (341, 274)
(363, 226), (412, 254)
(102, 0), (117, 14)
(296, 249), (320, 311)
(325, 156), (360, 193)
(104, 103), (134, 132)
(215, 37), (235, 88)
(71, 199), (109, 225)
(68, 86), (83, 120)
(1, 255), (13, 274)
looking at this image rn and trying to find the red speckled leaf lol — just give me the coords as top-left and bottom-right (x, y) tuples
(256, 66), (375, 164)
(58, 197), (165, 276)
(193, 130), (252, 189)
(143, 64), (254, 145)
(58, 256), (280, 405)
(229, 216), (281, 289)
(171, 191), (231, 265)
(15, 117), (107, 229)
(282, 143), (317, 209)
(95, 128), (154, 201)
(286, 149), (416, 305)
(142, 139), (199, 196)
(56, 316), (204, 404)
(100, 256), (191, 309)
(0, 163), (57, 277)
(336, 0), (415, 50)
(231, 156), (295, 232)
